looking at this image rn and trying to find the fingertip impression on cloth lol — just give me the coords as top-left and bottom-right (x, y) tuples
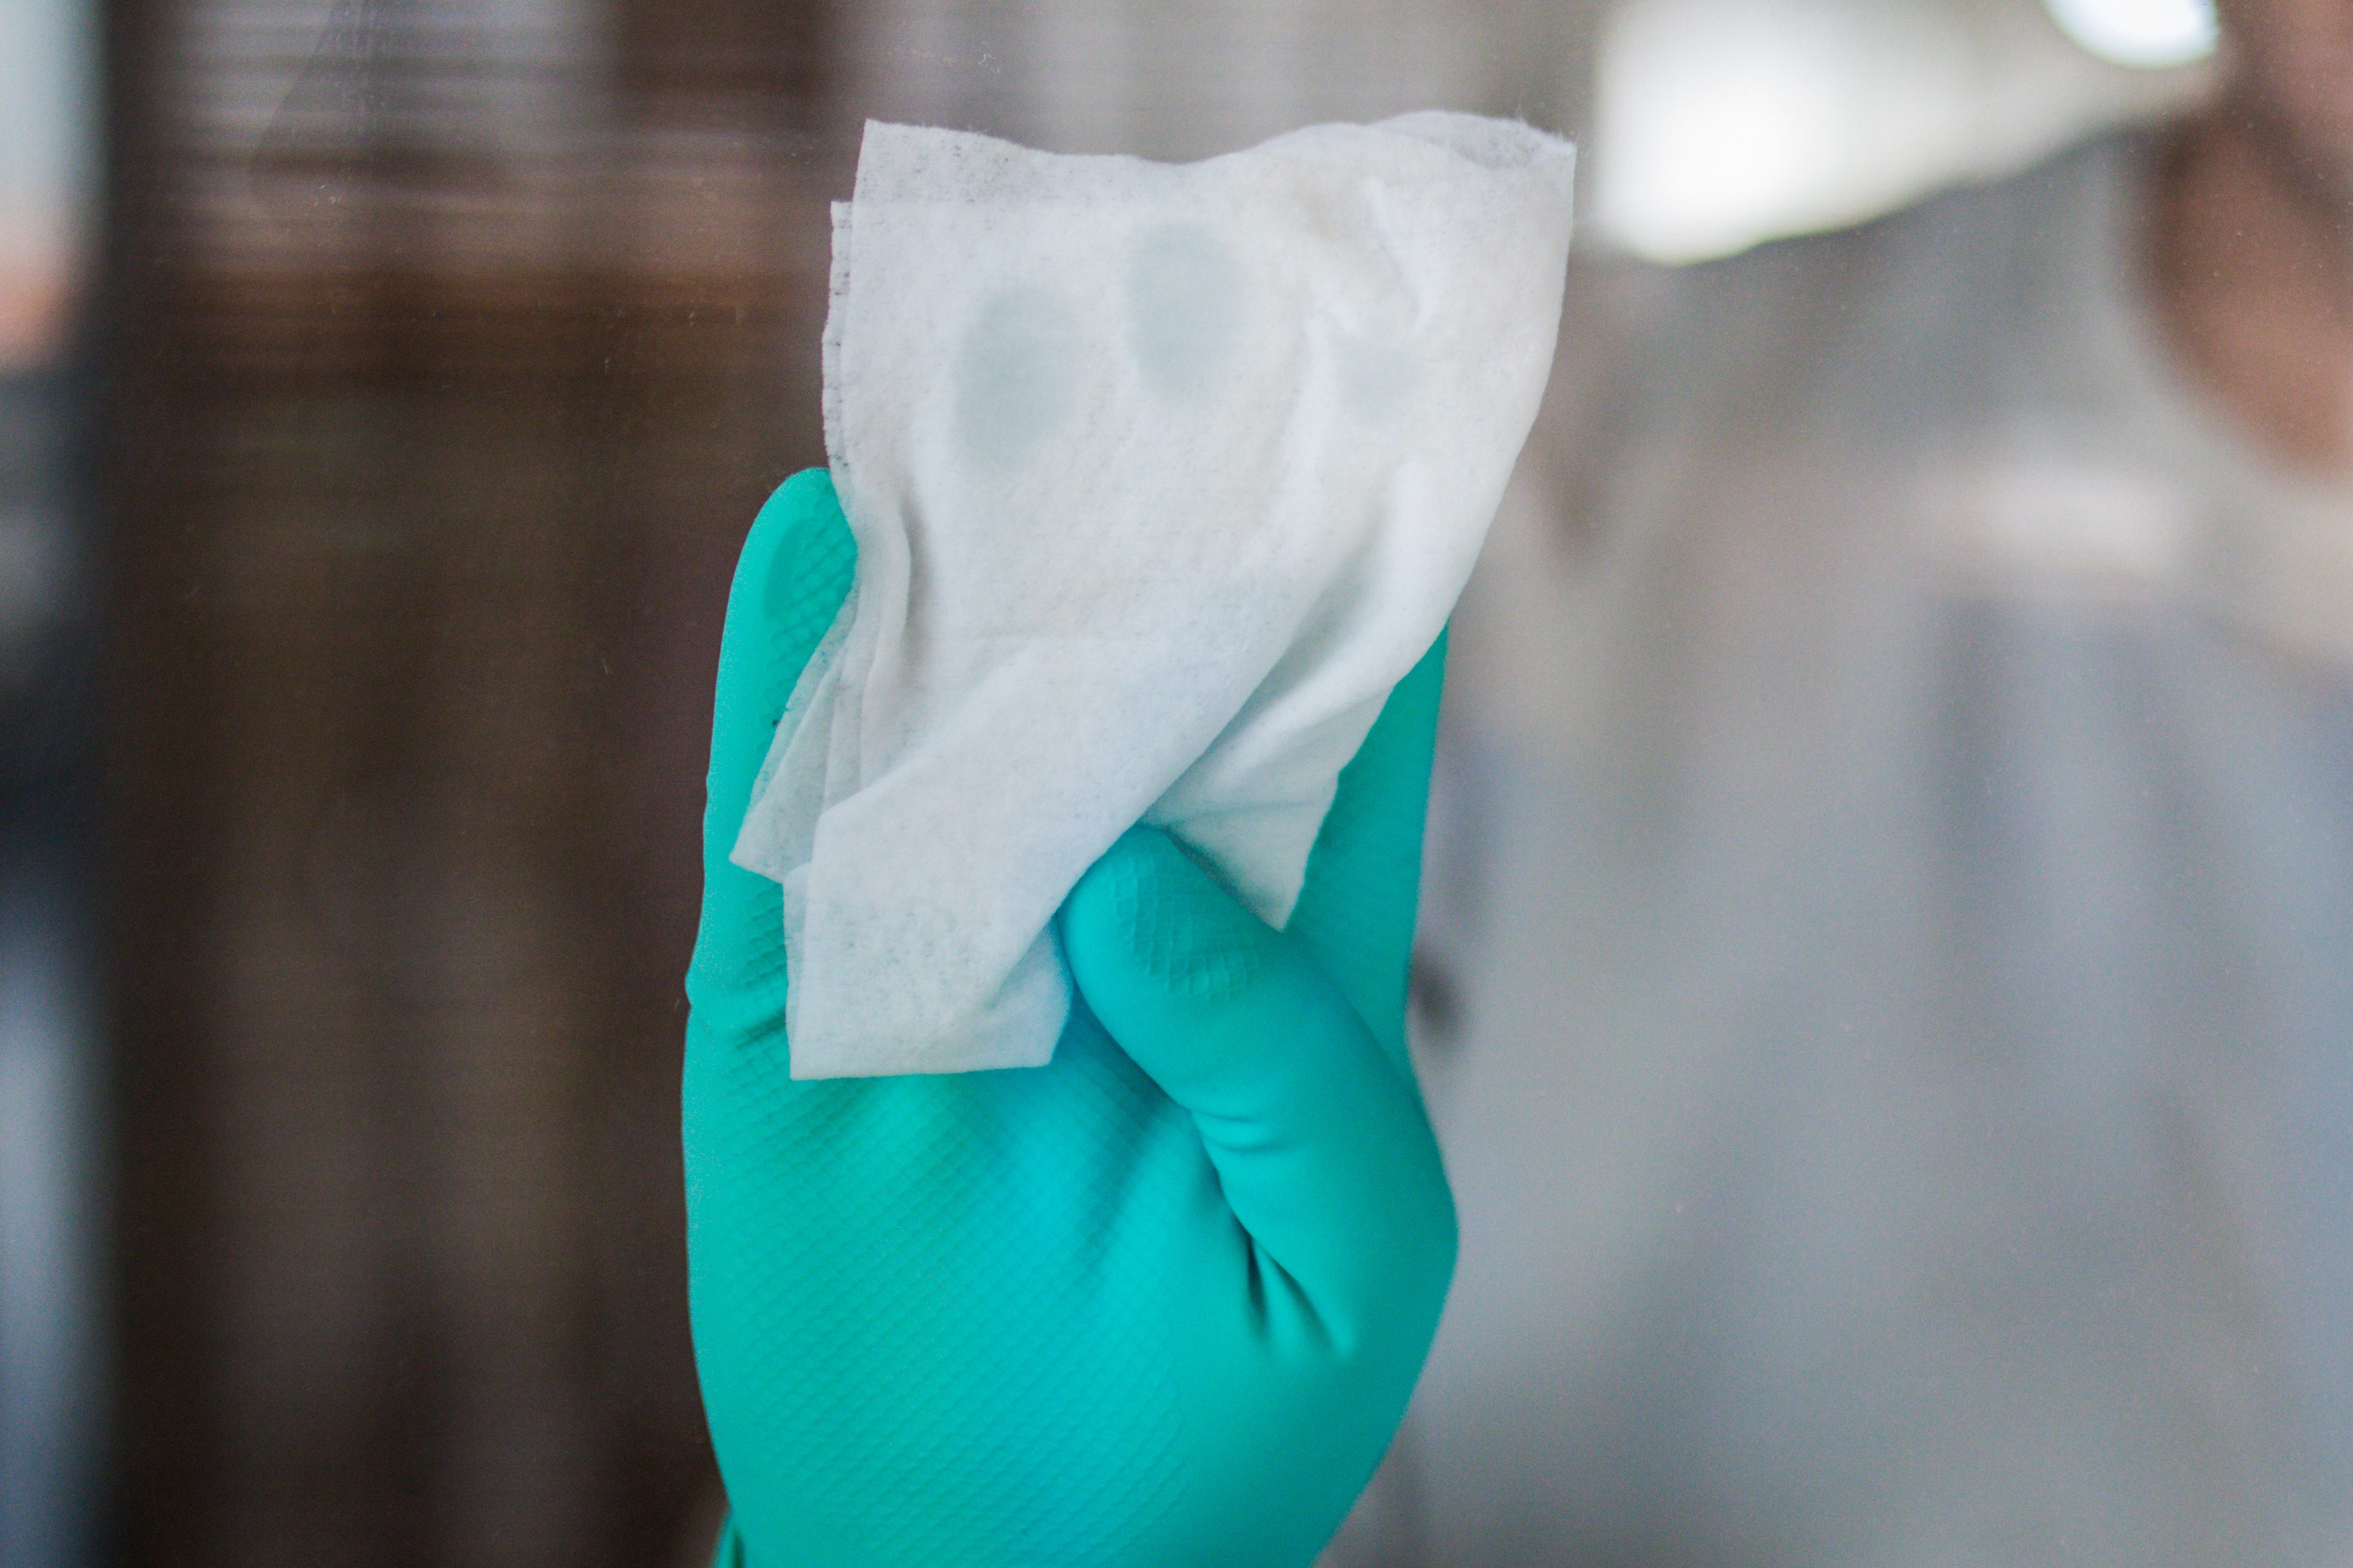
(735, 114), (1575, 1079)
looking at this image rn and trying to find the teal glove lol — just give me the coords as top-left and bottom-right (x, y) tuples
(685, 469), (1457, 1567)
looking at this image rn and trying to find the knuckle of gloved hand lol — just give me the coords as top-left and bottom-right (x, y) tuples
(1106, 838), (1270, 1005)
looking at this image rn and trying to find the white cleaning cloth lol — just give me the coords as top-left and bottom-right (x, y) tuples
(732, 112), (1575, 1079)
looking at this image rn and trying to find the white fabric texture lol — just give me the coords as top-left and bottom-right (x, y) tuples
(732, 113), (1577, 1079)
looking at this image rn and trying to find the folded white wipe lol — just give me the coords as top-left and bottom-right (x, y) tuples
(732, 112), (1576, 1079)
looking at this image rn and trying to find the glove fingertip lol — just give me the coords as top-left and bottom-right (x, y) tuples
(709, 469), (854, 783)
(733, 467), (854, 661)
(753, 471), (856, 631)
(692, 469), (848, 1011)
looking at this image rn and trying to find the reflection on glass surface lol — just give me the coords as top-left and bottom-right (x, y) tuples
(2047, 0), (2220, 68)
(86, 0), (2353, 1564)
(1591, 0), (2208, 260)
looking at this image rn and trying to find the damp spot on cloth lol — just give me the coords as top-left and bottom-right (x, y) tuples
(1335, 329), (1419, 423)
(1127, 223), (1247, 400)
(956, 285), (1083, 466)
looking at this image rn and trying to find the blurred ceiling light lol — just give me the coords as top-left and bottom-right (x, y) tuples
(2043, 0), (2217, 68)
(1592, 0), (1976, 263)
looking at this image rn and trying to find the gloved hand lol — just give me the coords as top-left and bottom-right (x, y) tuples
(685, 469), (1457, 1567)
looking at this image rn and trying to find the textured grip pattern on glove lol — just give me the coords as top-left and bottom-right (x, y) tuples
(1115, 852), (1271, 1002)
(689, 1014), (1200, 1562)
(690, 476), (1197, 1561)
(686, 471), (1451, 1567)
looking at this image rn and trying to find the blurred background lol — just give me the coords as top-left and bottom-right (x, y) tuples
(0, 0), (2217, 1563)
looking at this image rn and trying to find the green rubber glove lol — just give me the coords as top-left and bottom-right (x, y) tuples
(685, 469), (1457, 1567)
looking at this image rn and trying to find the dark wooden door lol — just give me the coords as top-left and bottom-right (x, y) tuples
(103, 2), (840, 1561)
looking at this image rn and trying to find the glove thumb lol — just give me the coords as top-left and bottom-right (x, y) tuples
(1061, 827), (1456, 1358)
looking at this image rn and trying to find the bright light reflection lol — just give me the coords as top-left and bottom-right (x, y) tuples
(2044, 0), (2217, 69)
(1593, 0), (1975, 263)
